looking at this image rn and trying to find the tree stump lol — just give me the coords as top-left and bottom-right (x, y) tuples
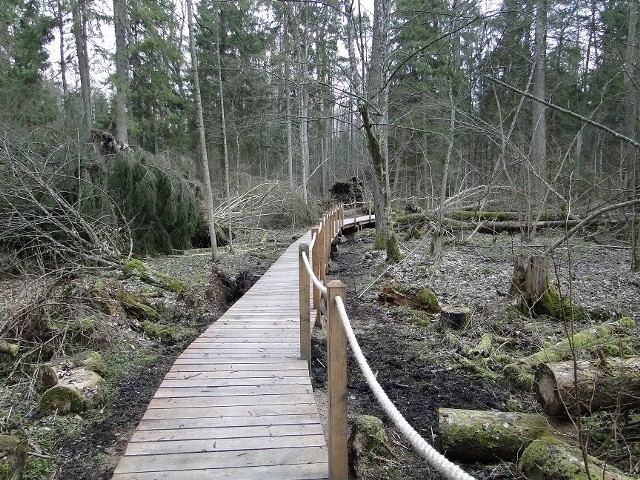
(0, 435), (27, 480)
(535, 356), (640, 416)
(439, 305), (471, 329)
(38, 368), (106, 416)
(510, 255), (583, 319)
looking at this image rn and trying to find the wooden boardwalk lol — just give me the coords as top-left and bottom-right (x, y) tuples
(113, 215), (373, 479)
(112, 230), (327, 479)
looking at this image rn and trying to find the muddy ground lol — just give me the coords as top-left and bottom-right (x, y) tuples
(311, 225), (640, 479)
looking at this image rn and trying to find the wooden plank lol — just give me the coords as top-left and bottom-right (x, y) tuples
(160, 375), (310, 386)
(173, 356), (303, 365)
(130, 423), (324, 442)
(114, 446), (328, 473)
(142, 403), (320, 419)
(136, 413), (322, 431)
(125, 434), (327, 455)
(168, 362), (308, 372)
(112, 462), (328, 480)
(153, 384), (312, 398)
(148, 394), (315, 408)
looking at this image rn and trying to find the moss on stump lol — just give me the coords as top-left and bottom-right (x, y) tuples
(38, 369), (106, 416)
(519, 437), (635, 480)
(349, 415), (393, 478)
(0, 435), (27, 480)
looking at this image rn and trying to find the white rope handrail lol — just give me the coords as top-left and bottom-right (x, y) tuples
(301, 250), (327, 295)
(334, 296), (476, 480)
(309, 231), (317, 250)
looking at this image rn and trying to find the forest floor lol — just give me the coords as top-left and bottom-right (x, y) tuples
(310, 225), (640, 479)
(2, 223), (640, 479)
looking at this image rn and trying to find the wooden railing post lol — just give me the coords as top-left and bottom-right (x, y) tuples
(299, 244), (311, 365)
(339, 203), (344, 232)
(327, 280), (347, 480)
(368, 200), (372, 222)
(311, 227), (320, 311)
(323, 214), (330, 276)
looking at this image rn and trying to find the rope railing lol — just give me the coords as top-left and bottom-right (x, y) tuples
(334, 296), (476, 480)
(301, 250), (327, 295)
(298, 205), (474, 480)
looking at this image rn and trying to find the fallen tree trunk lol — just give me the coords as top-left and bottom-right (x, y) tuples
(519, 437), (635, 480)
(504, 317), (635, 390)
(535, 356), (640, 416)
(438, 407), (572, 462)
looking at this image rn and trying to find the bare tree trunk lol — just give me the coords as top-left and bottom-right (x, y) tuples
(531, 0), (547, 204)
(215, 3), (232, 253)
(284, 12), (294, 189)
(363, 0), (398, 261)
(71, 0), (92, 138)
(625, 1), (640, 270)
(113, 0), (128, 145)
(58, 1), (68, 99)
(186, 0), (218, 262)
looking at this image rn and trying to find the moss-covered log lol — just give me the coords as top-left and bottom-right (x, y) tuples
(38, 368), (106, 415)
(518, 437), (635, 480)
(536, 356), (640, 416)
(503, 317), (635, 390)
(121, 258), (185, 293)
(438, 408), (573, 462)
(0, 435), (27, 480)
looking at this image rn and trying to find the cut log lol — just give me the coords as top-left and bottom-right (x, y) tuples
(519, 437), (635, 480)
(438, 408), (573, 462)
(535, 356), (640, 416)
(439, 306), (471, 329)
(503, 317), (635, 390)
(38, 368), (106, 416)
(0, 435), (27, 480)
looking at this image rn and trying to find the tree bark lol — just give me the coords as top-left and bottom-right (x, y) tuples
(363, 0), (398, 260)
(530, 0), (547, 202)
(438, 407), (572, 463)
(113, 0), (128, 145)
(519, 437), (635, 480)
(536, 356), (640, 417)
(215, 3), (232, 253)
(71, 0), (92, 137)
(186, 0), (219, 261)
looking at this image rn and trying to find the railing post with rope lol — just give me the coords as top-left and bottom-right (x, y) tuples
(327, 280), (348, 480)
(298, 243), (311, 364)
(310, 226), (320, 312)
